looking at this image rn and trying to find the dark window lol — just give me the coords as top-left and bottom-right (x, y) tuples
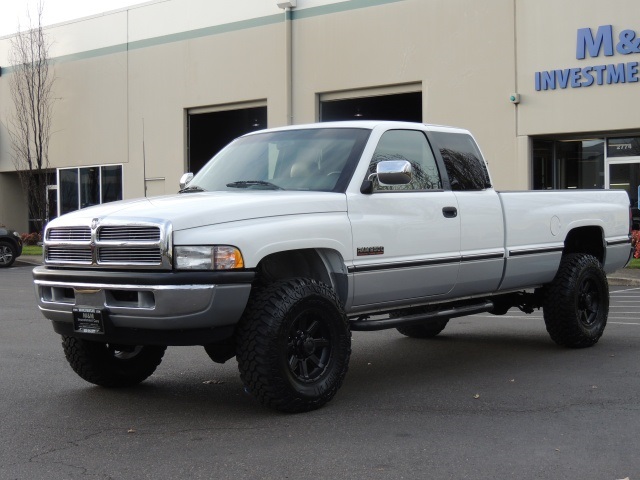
(368, 130), (442, 192)
(532, 140), (554, 189)
(431, 132), (491, 191)
(80, 167), (100, 209)
(607, 137), (640, 158)
(532, 139), (604, 190)
(188, 106), (267, 174)
(60, 169), (79, 215)
(102, 166), (123, 203)
(320, 92), (422, 122)
(58, 165), (123, 215)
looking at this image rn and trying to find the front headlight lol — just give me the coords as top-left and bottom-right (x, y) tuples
(174, 245), (245, 270)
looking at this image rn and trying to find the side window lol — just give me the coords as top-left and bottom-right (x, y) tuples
(368, 130), (442, 192)
(430, 132), (491, 191)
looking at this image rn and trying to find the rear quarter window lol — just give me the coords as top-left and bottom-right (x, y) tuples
(430, 132), (491, 191)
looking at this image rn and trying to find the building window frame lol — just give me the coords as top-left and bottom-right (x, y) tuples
(57, 164), (123, 216)
(531, 137), (605, 191)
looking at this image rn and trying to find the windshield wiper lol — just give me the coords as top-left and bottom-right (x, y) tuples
(226, 180), (284, 190)
(178, 185), (206, 193)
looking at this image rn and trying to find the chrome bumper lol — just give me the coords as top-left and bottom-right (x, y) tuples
(33, 266), (253, 331)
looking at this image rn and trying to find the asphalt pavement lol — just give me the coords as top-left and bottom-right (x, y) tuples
(3, 257), (640, 479)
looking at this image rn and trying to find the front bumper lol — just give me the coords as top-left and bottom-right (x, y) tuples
(33, 266), (254, 345)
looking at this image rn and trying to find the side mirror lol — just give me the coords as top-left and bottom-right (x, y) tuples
(374, 160), (412, 186)
(179, 172), (194, 190)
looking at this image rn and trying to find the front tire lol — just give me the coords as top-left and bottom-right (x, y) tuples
(62, 336), (166, 387)
(236, 278), (351, 413)
(0, 241), (17, 268)
(543, 254), (609, 348)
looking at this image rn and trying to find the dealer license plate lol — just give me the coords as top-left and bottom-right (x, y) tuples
(73, 307), (105, 334)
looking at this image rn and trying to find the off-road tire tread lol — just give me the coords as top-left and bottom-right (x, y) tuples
(236, 278), (351, 413)
(543, 253), (609, 348)
(62, 336), (166, 387)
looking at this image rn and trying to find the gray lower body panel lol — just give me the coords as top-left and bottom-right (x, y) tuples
(34, 276), (252, 332)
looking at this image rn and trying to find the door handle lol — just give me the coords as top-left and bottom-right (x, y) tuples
(442, 206), (458, 218)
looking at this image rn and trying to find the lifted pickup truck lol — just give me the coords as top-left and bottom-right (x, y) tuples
(33, 121), (633, 412)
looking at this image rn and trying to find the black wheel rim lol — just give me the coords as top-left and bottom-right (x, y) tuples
(577, 276), (600, 327)
(287, 308), (332, 383)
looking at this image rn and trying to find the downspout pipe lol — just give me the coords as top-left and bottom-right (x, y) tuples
(285, 7), (293, 125)
(277, 1), (296, 125)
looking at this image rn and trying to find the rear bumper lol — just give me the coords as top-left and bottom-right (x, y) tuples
(33, 266), (254, 345)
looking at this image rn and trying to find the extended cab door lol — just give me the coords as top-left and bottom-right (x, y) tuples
(347, 128), (461, 309)
(427, 130), (505, 297)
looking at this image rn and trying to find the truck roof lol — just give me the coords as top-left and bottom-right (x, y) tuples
(244, 120), (472, 137)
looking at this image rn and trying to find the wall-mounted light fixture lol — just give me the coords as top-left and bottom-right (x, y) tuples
(277, 0), (296, 8)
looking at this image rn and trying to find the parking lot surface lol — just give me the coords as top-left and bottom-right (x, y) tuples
(1, 262), (639, 479)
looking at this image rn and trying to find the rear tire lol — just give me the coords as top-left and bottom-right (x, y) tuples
(236, 278), (351, 413)
(62, 336), (166, 387)
(543, 254), (609, 348)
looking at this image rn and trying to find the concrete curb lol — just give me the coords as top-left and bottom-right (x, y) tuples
(14, 255), (43, 266)
(607, 275), (640, 287)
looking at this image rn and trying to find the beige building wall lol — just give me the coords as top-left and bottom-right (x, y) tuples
(292, 0), (519, 188)
(1, 0), (640, 231)
(0, 173), (27, 228)
(516, 0), (640, 135)
(126, 23), (286, 198)
(0, 0), (287, 231)
(48, 54), (129, 170)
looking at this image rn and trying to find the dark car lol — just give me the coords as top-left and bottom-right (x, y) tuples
(0, 226), (23, 268)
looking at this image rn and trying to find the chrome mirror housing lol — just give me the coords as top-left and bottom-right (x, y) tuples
(374, 160), (412, 186)
(179, 172), (194, 189)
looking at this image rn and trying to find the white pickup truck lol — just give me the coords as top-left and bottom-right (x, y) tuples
(33, 121), (633, 412)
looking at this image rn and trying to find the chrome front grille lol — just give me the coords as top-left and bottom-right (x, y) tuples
(44, 220), (172, 270)
(98, 247), (163, 264)
(98, 226), (161, 241)
(46, 246), (92, 263)
(47, 227), (91, 241)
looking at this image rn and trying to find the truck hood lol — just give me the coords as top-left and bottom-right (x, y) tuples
(48, 191), (348, 231)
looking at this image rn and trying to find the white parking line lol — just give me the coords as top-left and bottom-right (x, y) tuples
(611, 287), (640, 294)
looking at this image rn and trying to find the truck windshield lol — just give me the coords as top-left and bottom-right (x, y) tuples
(185, 128), (371, 193)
